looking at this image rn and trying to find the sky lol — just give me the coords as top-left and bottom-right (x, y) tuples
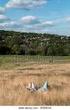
(0, 0), (70, 35)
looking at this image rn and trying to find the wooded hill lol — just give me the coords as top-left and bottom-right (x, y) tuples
(0, 30), (70, 56)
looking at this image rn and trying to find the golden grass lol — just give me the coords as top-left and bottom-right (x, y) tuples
(0, 63), (70, 105)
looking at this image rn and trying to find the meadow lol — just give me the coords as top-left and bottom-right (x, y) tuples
(0, 55), (70, 105)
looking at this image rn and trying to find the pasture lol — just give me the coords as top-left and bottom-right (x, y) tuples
(0, 55), (70, 105)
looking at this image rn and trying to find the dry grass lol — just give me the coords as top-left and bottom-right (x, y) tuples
(0, 59), (70, 105)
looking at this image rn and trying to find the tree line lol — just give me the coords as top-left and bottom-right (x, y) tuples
(0, 30), (70, 56)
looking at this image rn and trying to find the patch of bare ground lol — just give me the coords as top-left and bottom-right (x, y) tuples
(0, 63), (70, 105)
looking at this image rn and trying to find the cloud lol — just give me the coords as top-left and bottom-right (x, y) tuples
(0, 14), (11, 29)
(20, 15), (54, 27)
(0, 20), (22, 30)
(0, 15), (55, 32)
(6, 0), (47, 9)
(19, 19), (54, 33)
(0, 7), (5, 14)
(0, 15), (10, 23)
(38, 20), (54, 27)
(20, 16), (40, 25)
(31, 20), (54, 31)
(66, 17), (70, 22)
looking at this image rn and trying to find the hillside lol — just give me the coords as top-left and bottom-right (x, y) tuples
(0, 30), (70, 55)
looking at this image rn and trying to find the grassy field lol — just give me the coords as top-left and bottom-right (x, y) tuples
(0, 55), (70, 105)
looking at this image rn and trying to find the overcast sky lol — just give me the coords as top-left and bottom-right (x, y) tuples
(0, 0), (70, 35)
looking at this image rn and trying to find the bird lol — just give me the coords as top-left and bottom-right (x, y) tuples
(26, 82), (37, 92)
(38, 81), (48, 92)
(26, 82), (31, 90)
(26, 81), (48, 92)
